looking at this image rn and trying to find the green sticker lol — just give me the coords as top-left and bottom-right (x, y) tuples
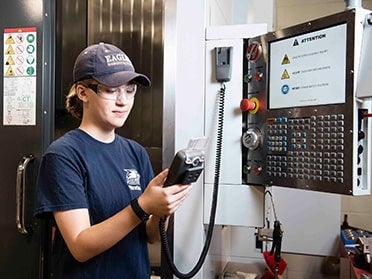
(26, 55), (35, 64)
(26, 66), (35, 75)
(26, 44), (35, 54)
(27, 34), (35, 43)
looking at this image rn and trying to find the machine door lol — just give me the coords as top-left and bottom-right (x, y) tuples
(0, 0), (54, 278)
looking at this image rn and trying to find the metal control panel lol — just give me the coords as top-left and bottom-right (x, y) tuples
(241, 9), (372, 195)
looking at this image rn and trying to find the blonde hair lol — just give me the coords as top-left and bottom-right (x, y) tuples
(66, 79), (95, 120)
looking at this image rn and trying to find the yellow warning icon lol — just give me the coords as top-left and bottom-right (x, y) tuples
(5, 34), (15, 44)
(281, 69), (290, 80)
(5, 45), (15, 55)
(6, 56), (15, 65)
(5, 66), (15, 76)
(281, 54), (290, 65)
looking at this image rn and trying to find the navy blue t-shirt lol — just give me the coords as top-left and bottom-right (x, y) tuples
(34, 129), (154, 279)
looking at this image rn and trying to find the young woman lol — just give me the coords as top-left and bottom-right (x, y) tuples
(34, 42), (192, 278)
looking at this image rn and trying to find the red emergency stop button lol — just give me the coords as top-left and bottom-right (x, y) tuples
(240, 99), (256, 111)
(240, 97), (259, 114)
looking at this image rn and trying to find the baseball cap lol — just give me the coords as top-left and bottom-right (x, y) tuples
(73, 42), (151, 87)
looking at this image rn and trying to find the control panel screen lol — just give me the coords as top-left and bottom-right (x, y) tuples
(243, 9), (370, 195)
(268, 23), (347, 109)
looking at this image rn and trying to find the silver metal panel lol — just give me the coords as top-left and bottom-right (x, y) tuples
(242, 9), (371, 195)
(86, 0), (164, 173)
(55, 0), (87, 138)
(162, 0), (177, 169)
(0, 0), (54, 277)
(356, 12), (372, 98)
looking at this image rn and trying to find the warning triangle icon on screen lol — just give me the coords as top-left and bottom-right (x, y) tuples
(281, 69), (290, 80)
(282, 54), (290, 65)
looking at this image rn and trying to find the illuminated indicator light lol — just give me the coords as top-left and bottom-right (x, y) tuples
(254, 72), (263, 81)
(243, 165), (251, 174)
(244, 74), (252, 83)
(253, 166), (262, 175)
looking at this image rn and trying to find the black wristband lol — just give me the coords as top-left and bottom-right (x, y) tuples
(130, 198), (150, 222)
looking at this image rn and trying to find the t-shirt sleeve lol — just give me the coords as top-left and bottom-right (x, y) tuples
(34, 153), (88, 218)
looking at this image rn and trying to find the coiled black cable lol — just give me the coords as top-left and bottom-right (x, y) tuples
(159, 84), (226, 278)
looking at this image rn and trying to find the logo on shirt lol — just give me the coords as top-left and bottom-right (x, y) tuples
(123, 169), (141, 191)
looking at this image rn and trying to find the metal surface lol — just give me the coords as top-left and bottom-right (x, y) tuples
(242, 9), (372, 195)
(16, 155), (35, 235)
(160, 2), (177, 276)
(0, 0), (52, 277)
(345, 0), (363, 9)
(86, 0), (164, 173)
(54, 0), (88, 137)
(56, 0), (164, 173)
(356, 13), (372, 98)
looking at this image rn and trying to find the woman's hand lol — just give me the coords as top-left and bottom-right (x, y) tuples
(138, 169), (193, 217)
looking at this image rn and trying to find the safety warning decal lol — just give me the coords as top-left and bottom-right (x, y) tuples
(4, 27), (36, 78)
(3, 27), (37, 126)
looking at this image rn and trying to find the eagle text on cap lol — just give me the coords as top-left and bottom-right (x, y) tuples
(104, 53), (131, 66)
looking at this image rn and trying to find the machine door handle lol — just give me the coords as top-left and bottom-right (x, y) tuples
(16, 154), (34, 235)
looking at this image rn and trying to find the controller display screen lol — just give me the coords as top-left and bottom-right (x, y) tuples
(268, 23), (347, 109)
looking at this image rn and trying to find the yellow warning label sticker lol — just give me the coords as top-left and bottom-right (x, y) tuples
(281, 54), (290, 65)
(5, 34), (15, 44)
(5, 45), (15, 55)
(281, 69), (290, 80)
(5, 66), (15, 76)
(6, 56), (15, 65)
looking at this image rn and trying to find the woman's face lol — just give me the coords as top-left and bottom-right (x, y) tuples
(78, 82), (136, 132)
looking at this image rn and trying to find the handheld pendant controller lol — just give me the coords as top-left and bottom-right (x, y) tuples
(159, 137), (208, 278)
(163, 149), (205, 187)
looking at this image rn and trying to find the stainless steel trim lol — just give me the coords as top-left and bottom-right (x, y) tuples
(85, 0), (164, 173)
(16, 154), (34, 235)
(162, 0), (177, 168)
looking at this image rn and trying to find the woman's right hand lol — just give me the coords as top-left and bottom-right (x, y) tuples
(138, 169), (193, 217)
